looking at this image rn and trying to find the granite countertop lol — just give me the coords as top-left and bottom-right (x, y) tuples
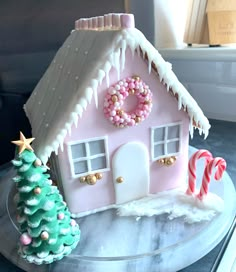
(0, 119), (235, 272)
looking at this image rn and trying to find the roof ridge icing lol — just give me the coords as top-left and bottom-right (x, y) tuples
(75, 13), (135, 31)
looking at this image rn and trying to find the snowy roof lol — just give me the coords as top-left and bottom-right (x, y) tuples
(24, 13), (210, 164)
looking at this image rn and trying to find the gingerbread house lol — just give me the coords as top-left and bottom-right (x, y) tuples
(24, 13), (210, 216)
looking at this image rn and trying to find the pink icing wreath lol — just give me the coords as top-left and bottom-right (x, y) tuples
(104, 76), (153, 128)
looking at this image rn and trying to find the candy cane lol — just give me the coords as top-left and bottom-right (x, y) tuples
(198, 157), (226, 200)
(186, 149), (213, 195)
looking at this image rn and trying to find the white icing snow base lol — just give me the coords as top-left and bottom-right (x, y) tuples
(117, 187), (224, 224)
(72, 186), (224, 223)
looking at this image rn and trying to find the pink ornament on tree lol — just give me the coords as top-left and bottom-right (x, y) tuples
(57, 213), (65, 220)
(34, 187), (41, 194)
(41, 231), (49, 240)
(34, 158), (42, 167)
(20, 233), (32, 245)
(70, 219), (77, 227)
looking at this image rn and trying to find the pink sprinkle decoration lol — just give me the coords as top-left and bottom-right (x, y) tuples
(20, 233), (32, 246)
(57, 213), (65, 220)
(198, 157), (226, 200)
(186, 149), (213, 195)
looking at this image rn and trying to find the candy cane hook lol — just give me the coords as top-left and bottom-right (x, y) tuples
(186, 149), (213, 195)
(198, 157), (226, 200)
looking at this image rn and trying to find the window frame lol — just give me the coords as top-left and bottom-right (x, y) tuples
(150, 122), (182, 161)
(67, 136), (110, 178)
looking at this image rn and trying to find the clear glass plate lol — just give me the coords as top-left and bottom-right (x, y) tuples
(0, 146), (235, 272)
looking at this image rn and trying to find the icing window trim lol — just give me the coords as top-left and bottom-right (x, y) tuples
(67, 136), (110, 178)
(150, 122), (183, 161)
(103, 76), (153, 128)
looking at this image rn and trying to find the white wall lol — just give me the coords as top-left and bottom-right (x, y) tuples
(160, 48), (236, 122)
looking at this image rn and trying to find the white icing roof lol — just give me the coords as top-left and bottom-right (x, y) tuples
(24, 27), (210, 164)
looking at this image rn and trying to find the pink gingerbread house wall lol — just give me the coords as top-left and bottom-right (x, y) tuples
(57, 48), (190, 215)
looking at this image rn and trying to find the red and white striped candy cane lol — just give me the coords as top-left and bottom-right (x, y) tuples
(198, 157), (226, 200)
(186, 149), (213, 195)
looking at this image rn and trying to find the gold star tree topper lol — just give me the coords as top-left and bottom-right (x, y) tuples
(11, 132), (35, 154)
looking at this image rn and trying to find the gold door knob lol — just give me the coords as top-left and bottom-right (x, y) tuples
(116, 176), (124, 183)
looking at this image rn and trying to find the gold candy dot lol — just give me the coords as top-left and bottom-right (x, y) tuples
(166, 159), (172, 165)
(95, 173), (103, 180)
(112, 95), (118, 102)
(169, 158), (175, 164)
(117, 110), (124, 116)
(158, 159), (165, 164)
(129, 89), (135, 95)
(86, 175), (97, 185)
(132, 75), (140, 81)
(79, 176), (86, 183)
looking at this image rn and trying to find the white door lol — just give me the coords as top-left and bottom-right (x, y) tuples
(112, 142), (150, 204)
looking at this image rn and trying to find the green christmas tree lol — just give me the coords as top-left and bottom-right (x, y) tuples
(11, 132), (80, 265)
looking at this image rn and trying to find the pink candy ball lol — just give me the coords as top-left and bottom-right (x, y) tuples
(113, 115), (120, 122)
(34, 158), (42, 167)
(57, 213), (65, 220)
(20, 233), (32, 245)
(70, 219), (77, 227)
(41, 231), (49, 240)
(128, 82), (135, 89)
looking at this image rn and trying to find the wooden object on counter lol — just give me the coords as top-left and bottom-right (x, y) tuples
(184, 0), (209, 45)
(207, 0), (236, 45)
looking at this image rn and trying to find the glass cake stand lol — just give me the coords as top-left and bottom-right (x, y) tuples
(0, 146), (235, 272)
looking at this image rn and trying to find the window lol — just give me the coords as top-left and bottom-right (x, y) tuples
(151, 122), (182, 160)
(69, 137), (109, 177)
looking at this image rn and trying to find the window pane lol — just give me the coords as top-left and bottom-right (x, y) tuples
(168, 125), (180, 139)
(74, 160), (87, 174)
(154, 143), (165, 158)
(71, 143), (86, 159)
(154, 127), (165, 142)
(167, 140), (179, 154)
(91, 156), (106, 170)
(89, 140), (105, 156)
